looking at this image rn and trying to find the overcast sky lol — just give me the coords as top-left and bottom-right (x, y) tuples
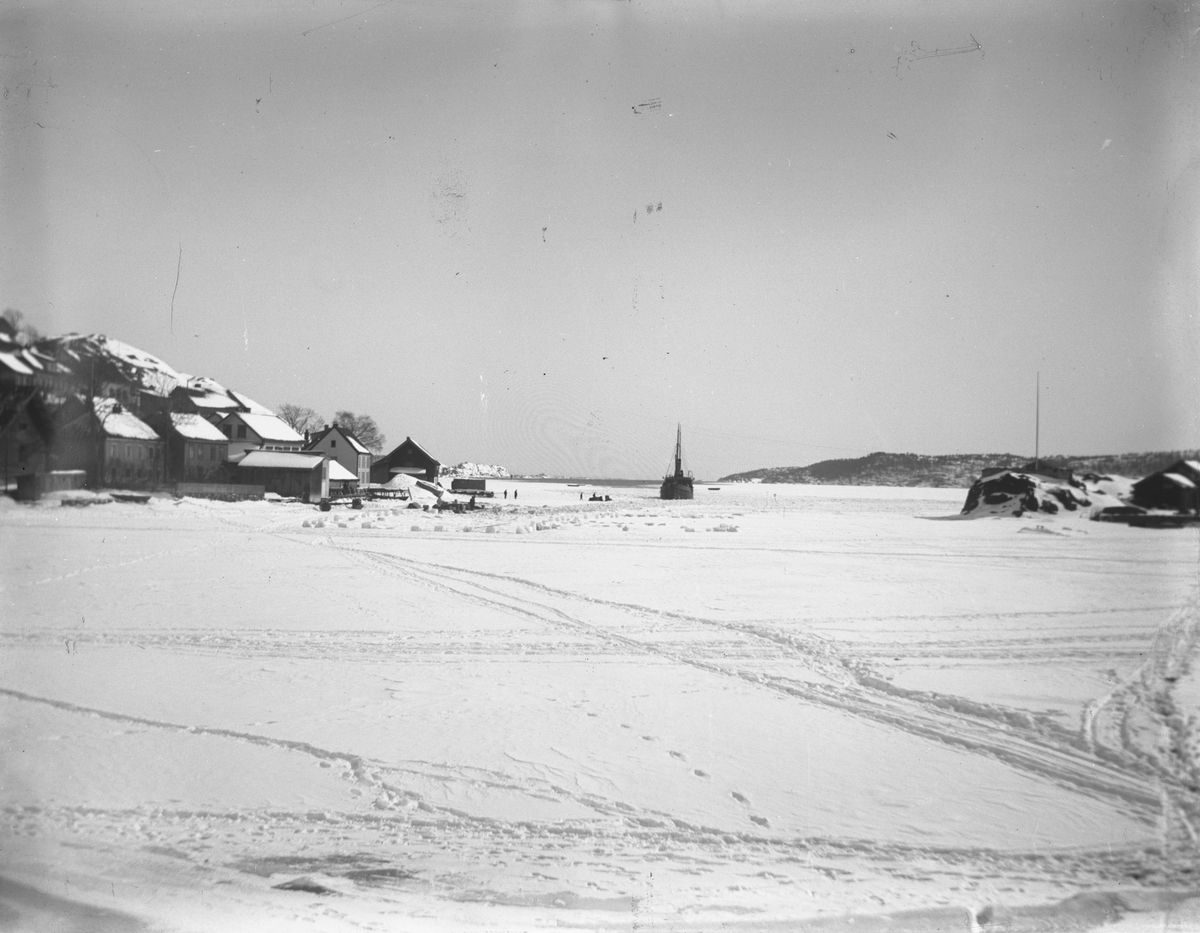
(2, 0), (1197, 478)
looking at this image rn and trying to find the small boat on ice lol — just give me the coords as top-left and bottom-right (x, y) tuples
(660, 424), (694, 500)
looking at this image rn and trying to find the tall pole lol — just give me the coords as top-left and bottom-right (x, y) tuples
(1034, 371), (1040, 472)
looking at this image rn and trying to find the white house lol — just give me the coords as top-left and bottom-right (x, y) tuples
(216, 411), (305, 461)
(304, 424), (373, 487)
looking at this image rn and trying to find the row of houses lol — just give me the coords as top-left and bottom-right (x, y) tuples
(1, 322), (441, 500)
(42, 399), (442, 500)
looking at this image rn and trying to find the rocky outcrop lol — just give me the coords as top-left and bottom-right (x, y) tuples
(960, 470), (1097, 518)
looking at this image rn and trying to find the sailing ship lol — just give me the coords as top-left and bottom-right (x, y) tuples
(660, 424), (694, 500)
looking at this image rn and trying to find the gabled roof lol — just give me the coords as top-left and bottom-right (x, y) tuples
(306, 424), (372, 455)
(189, 391), (242, 410)
(237, 450), (325, 470)
(327, 459), (357, 481)
(0, 352), (33, 376)
(227, 390), (273, 415)
(175, 376), (272, 415)
(226, 412), (304, 443)
(1160, 473), (1196, 489)
(94, 398), (160, 441)
(384, 436), (437, 464)
(18, 349), (45, 371)
(170, 413), (228, 442)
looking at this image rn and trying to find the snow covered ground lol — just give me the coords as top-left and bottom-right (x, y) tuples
(2, 482), (1198, 931)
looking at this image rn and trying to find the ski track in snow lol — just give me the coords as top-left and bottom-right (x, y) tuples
(3, 494), (1198, 927)
(305, 538), (1175, 821)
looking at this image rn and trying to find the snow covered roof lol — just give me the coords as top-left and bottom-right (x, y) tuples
(235, 413), (304, 443)
(0, 351), (33, 375)
(170, 413), (228, 442)
(180, 374), (216, 391)
(1161, 473), (1196, 489)
(1184, 460), (1200, 474)
(94, 398), (160, 441)
(176, 376), (272, 415)
(237, 450), (325, 470)
(327, 460), (357, 481)
(190, 392), (241, 410)
(227, 389), (273, 415)
(344, 433), (371, 455)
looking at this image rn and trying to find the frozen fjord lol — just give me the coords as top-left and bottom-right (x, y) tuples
(2, 482), (1197, 931)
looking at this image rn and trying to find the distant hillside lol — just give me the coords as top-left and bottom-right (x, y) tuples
(717, 451), (1200, 488)
(439, 461), (511, 479)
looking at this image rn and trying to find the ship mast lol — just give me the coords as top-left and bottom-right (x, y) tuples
(674, 423), (683, 478)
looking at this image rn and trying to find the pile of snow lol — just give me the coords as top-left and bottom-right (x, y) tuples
(441, 462), (511, 479)
(47, 489), (113, 506)
(960, 469), (1126, 519)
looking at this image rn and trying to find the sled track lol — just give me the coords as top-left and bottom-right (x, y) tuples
(0, 687), (1173, 896)
(311, 538), (1170, 826)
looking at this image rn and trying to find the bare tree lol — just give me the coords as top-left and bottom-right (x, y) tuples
(334, 410), (385, 454)
(277, 403), (323, 435)
(2, 308), (40, 346)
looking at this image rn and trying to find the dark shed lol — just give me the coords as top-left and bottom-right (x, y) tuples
(370, 437), (440, 484)
(1131, 462), (1200, 513)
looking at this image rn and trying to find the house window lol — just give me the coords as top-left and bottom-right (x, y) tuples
(237, 425), (247, 439)
(331, 439), (336, 448)
(125, 444), (131, 459)
(210, 446), (217, 461)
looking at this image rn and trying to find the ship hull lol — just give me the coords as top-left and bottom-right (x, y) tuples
(660, 476), (694, 500)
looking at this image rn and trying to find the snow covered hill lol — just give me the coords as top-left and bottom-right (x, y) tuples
(440, 461), (511, 479)
(42, 333), (186, 397)
(720, 450), (1200, 488)
(36, 332), (273, 414)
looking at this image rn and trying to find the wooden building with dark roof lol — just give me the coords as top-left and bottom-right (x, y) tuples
(1131, 460), (1200, 513)
(371, 437), (440, 484)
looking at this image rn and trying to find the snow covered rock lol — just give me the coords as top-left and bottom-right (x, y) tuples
(440, 462), (511, 479)
(959, 470), (1119, 518)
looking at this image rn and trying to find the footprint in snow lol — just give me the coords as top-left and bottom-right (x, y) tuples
(731, 791), (749, 805)
(641, 735), (656, 742)
(668, 750), (685, 760)
(749, 815), (769, 827)
(693, 769), (709, 778)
